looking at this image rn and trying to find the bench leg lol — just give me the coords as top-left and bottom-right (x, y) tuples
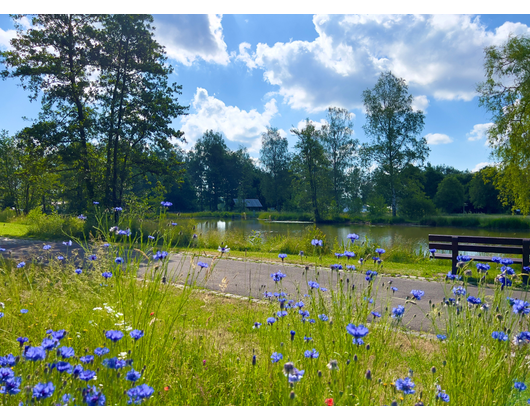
(523, 239), (530, 285)
(451, 236), (459, 275)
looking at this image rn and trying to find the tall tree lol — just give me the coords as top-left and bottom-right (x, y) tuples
(1, 14), (102, 205)
(477, 35), (530, 214)
(290, 120), (329, 221)
(362, 71), (429, 217)
(434, 176), (465, 214)
(259, 127), (291, 210)
(320, 107), (358, 213)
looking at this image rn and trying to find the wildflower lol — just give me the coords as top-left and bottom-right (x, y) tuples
(492, 331), (509, 342)
(41, 338), (58, 351)
(0, 354), (17, 368)
(0, 367), (15, 382)
(456, 255), (471, 262)
(105, 330), (124, 342)
(58, 346), (75, 359)
(148, 235), (155, 240)
(346, 324), (369, 345)
(161, 201), (173, 207)
(335, 253), (343, 258)
(114, 207), (123, 212)
(57, 255), (64, 261)
(94, 347), (110, 357)
(16, 337), (28, 346)
(514, 382), (527, 391)
(299, 251), (304, 256)
(115, 257), (124, 264)
(126, 384), (154, 405)
(52, 329), (67, 340)
(83, 385), (106, 406)
(304, 349), (319, 359)
(330, 264), (343, 271)
(365, 270), (377, 281)
(278, 253), (287, 261)
(130, 329), (144, 341)
(371, 311), (382, 318)
(375, 248), (385, 255)
(346, 265), (356, 271)
(252, 322), (261, 329)
(436, 391), (450, 402)
(392, 305), (405, 319)
(80, 355), (94, 364)
(24, 346), (46, 362)
(299, 310), (310, 318)
(325, 398), (334, 406)
(103, 243), (110, 248)
(0, 312), (3, 318)
(171, 222), (178, 226)
(344, 251), (355, 259)
(43, 245), (51, 250)
(20, 309), (28, 314)
(326, 360), (339, 371)
(391, 287), (398, 293)
(0, 376), (21, 395)
(311, 239), (323, 246)
(63, 240), (72, 247)
(218, 245), (230, 253)
(452, 286), (466, 296)
(501, 258), (514, 265)
(364, 297), (374, 304)
(321, 287), (328, 292)
(429, 248), (436, 254)
(347, 233), (359, 243)
(411, 290), (424, 300)
(476, 263), (490, 272)
(78, 214), (87, 220)
(446, 272), (461, 280)
(267, 317), (276, 325)
(318, 314), (329, 321)
(514, 331), (530, 345)
(277, 310), (288, 318)
(296, 301), (305, 308)
(93, 201), (99, 205)
(308, 318), (316, 324)
(56, 361), (73, 373)
(497, 276), (512, 289)
(304, 336), (313, 342)
(271, 352), (283, 363)
(197, 262), (208, 269)
(287, 368), (305, 383)
(102, 272), (112, 279)
(75, 268), (82, 274)
(501, 266), (515, 275)
(290, 330), (295, 340)
(32, 382), (55, 400)
(126, 369), (142, 382)
(89, 254), (97, 261)
(16, 262), (25, 268)
(467, 296), (481, 305)
(270, 270), (286, 282)
(395, 377), (415, 395)
(491, 256), (502, 263)
(102, 357), (126, 369)
(512, 299), (530, 315)
(308, 281), (320, 290)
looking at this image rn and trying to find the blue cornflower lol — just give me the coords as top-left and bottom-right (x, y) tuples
(102, 357), (126, 369)
(277, 310), (288, 318)
(130, 329), (144, 340)
(391, 287), (398, 292)
(126, 384), (154, 405)
(114, 207), (123, 212)
(271, 352), (283, 363)
(105, 330), (124, 342)
(501, 266), (515, 275)
(24, 346), (46, 362)
(491, 256), (502, 264)
(271, 270), (286, 282)
(446, 272), (462, 280)
(52, 329), (67, 340)
(311, 239), (323, 247)
(515, 382), (527, 391)
(392, 305), (405, 319)
(346, 265), (356, 271)
(153, 251), (168, 260)
(263, 292), (273, 298)
(308, 281), (320, 290)
(89, 254), (97, 261)
(94, 347), (110, 357)
(501, 258), (514, 265)
(32, 382), (55, 400)
(161, 201), (173, 207)
(83, 385), (106, 406)
(171, 222), (178, 226)
(304, 336), (313, 342)
(16, 262), (25, 268)
(512, 299), (530, 315)
(93, 201), (99, 205)
(304, 348), (319, 359)
(498, 276), (512, 289)
(290, 330), (295, 340)
(344, 251), (355, 259)
(492, 331), (509, 342)
(115, 257), (123, 264)
(63, 240), (72, 246)
(103, 243), (110, 248)
(62, 394), (72, 404)
(411, 290), (425, 300)
(57, 255), (64, 261)
(515, 331), (530, 345)
(125, 369), (142, 382)
(286, 367), (305, 383)
(56, 361), (73, 373)
(364, 297), (374, 304)
(20, 309), (28, 314)
(58, 346), (75, 359)
(299, 310), (310, 318)
(78, 214), (87, 220)
(429, 248), (436, 254)
(318, 314), (329, 321)
(299, 250), (304, 256)
(371, 311), (381, 318)
(347, 233), (359, 243)
(321, 287), (328, 292)
(395, 377), (415, 395)
(452, 286), (467, 296)
(80, 355), (94, 364)
(476, 263), (490, 272)
(197, 262), (208, 269)
(375, 248), (385, 255)
(267, 317), (276, 325)
(278, 253), (287, 261)
(331, 264), (343, 270)
(0, 376), (21, 395)
(0, 354), (16, 367)
(148, 235), (155, 240)
(437, 334), (447, 341)
(296, 301), (305, 308)
(43, 245), (51, 250)
(16, 337), (28, 346)
(102, 272), (112, 279)
(346, 324), (369, 345)
(0, 367), (15, 382)
(467, 296), (482, 305)
(335, 253), (343, 258)
(75, 268), (82, 274)
(253, 322), (261, 329)
(365, 270), (377, 281)
(41, 338), (58, 351)
(0, 313), (3, 318)
(456, 255), (471, 262)
(437, 392), (450, 402)
(308, 318), (316, 324)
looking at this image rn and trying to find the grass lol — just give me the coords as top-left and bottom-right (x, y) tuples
(1, 208), (530, 406)
(0, 222), (30, 238)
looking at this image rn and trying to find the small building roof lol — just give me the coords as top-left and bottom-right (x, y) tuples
(233, 199), (263, 208)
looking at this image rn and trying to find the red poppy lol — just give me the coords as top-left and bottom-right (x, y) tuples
(164, 386), (170, 391)
(150, 312), (155, 316)
(325, 398), (334, 406)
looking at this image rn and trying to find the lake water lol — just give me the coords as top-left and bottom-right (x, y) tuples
(195, 219), (530, 253)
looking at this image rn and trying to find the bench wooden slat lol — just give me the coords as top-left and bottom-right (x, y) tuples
(429, 242), (523, 254)
(429, 234), (524, 246)
(433, 253), (522, 263)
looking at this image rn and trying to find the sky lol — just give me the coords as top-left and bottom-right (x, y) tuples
(1, 7), (530, 172)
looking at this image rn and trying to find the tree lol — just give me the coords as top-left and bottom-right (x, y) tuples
(259, 127), (291, 210)
(434, 176), (465, 214)
(477, 35), (530, 214)
(290, 120), (329, 221)
(320, 107), (358, 213)
(469, 167), (505, 213)
(362, 71), (429, 217)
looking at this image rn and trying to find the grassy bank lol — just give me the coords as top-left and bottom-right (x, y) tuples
(1, 221), (530, 405)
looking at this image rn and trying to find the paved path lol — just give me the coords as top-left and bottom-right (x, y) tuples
(3, 238), (529, 334)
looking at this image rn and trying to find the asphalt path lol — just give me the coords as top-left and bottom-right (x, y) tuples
(3, 237), (530, 334)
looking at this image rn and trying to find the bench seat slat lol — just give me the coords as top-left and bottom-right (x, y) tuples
(433, 253), (522, 263)
(428, 235), (524, 246)
(429, 243), (524, 254)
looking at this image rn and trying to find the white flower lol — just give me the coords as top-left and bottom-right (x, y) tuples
(125, 326), (132, 332)
(93, 307), (102, 311)
(0, 302), (4, 309)
(118, 352), (128, 359)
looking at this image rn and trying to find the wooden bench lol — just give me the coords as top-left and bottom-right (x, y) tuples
(428, 234), (530, 281)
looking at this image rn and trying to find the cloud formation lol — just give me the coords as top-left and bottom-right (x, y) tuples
(154, 14), (230, 66)
(471, 162), (490, 172)
(425, 133), (453, 145)
(180, 88), (279, 153)
(467, 122), (495, 141)
(238, 14), (530, 113)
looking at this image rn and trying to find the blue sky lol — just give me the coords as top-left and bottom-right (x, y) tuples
(2, 11), (530, 172)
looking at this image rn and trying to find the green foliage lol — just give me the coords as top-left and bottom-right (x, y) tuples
(25, 208), (85, 238)
(367, 195), (388, 217)
(434, 176), (465, 213)
(400, 192), (437, 220)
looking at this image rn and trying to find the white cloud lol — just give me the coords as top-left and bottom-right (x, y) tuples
(412, 95), (429, 113)
(180, 88), (280, 154)
(425, 133), (453, 145)
(0, 27), (16, 50)
(467, 122), (495, 141)
(240, 14), (530, 112)
(471, 162), (490, 172)
(295, 118), (327, 131)
(154, 14), (230, 66)
(235, 42), (257, 69)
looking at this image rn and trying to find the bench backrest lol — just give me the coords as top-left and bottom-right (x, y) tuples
(428, 234), (527, 255)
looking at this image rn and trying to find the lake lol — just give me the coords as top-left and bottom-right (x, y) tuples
(195, 219), (530, 253)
